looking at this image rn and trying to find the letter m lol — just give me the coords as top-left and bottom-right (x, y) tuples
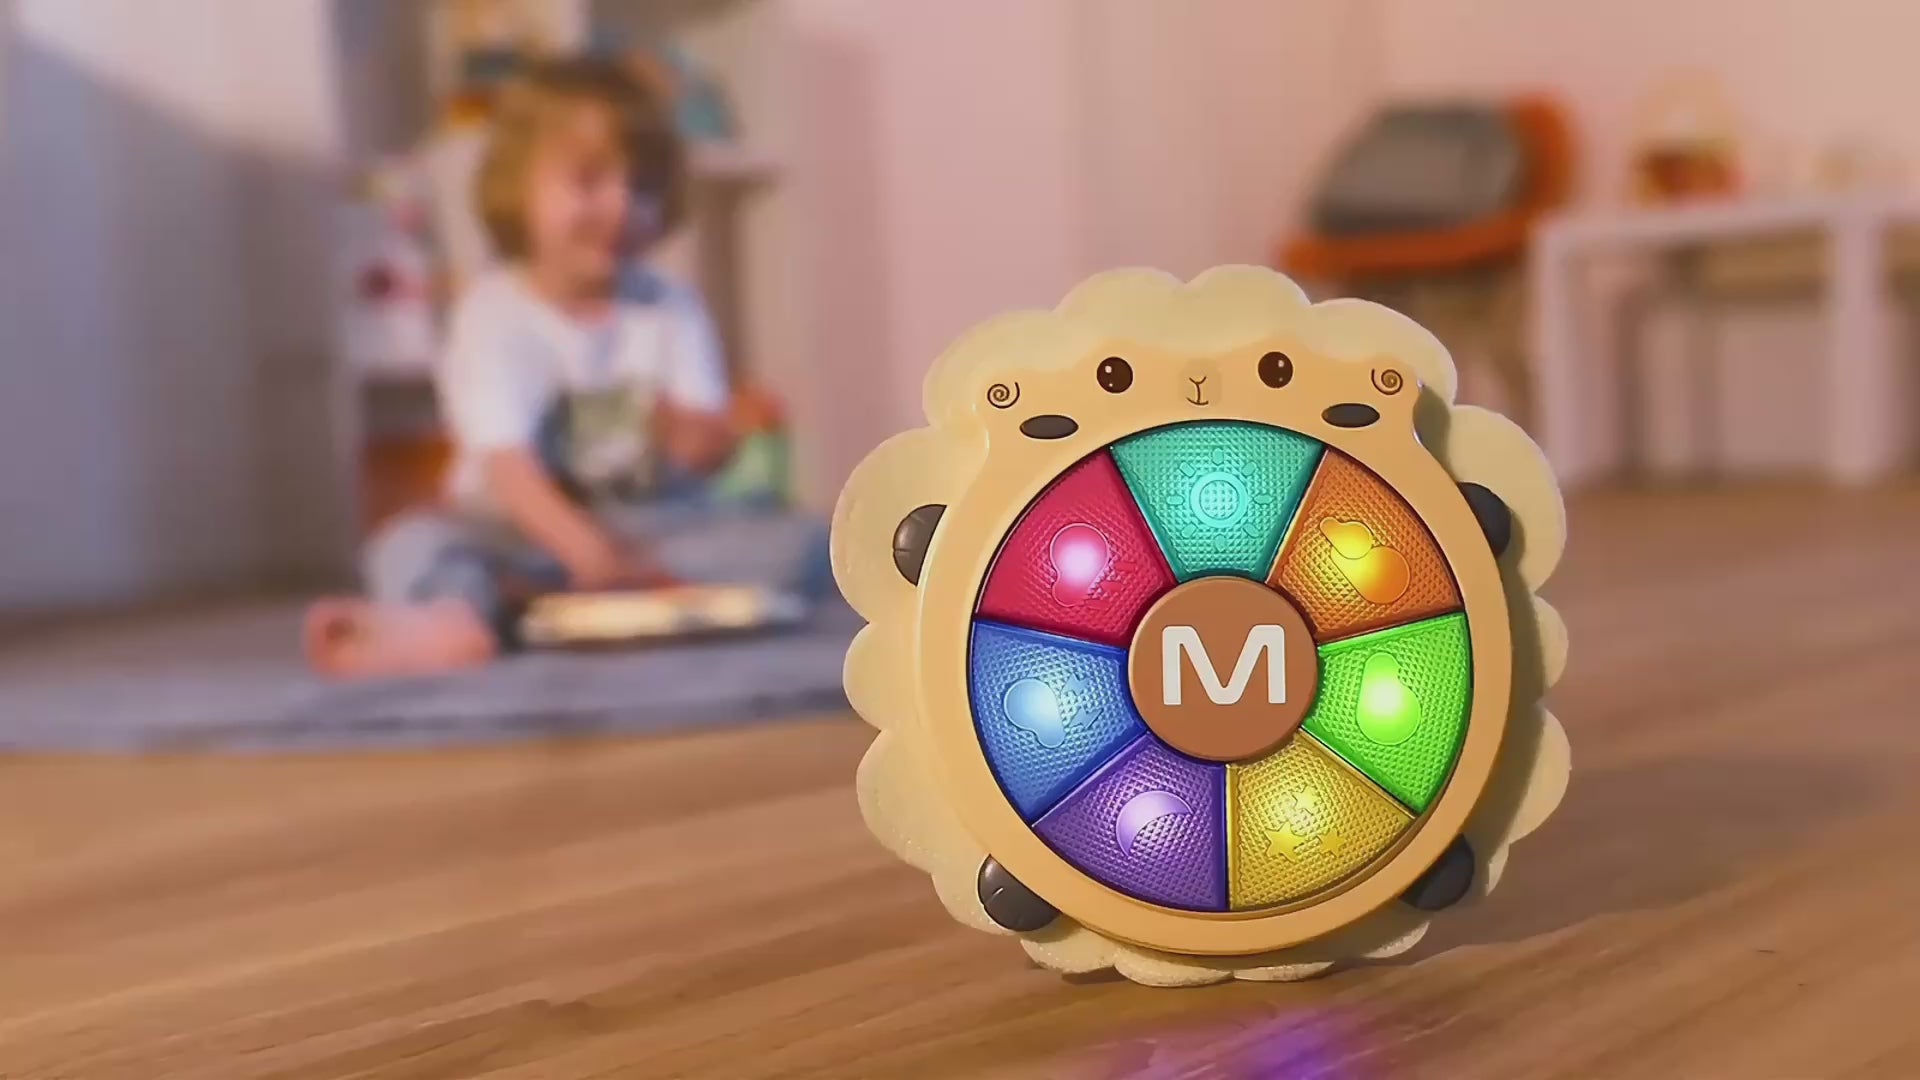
(1161, 625), (1288, 706)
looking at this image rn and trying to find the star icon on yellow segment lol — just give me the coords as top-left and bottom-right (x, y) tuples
(1265, 826), (1312, 862)
(1264, 825), (1348, 863)
(1264, 782), (1347, 864)
(1264, 788), (1346, 863)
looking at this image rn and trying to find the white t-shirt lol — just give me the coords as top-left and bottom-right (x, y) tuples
(438, 265), (730, 508)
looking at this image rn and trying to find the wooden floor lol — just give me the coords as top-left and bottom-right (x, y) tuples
(4, 485), (1920, 1079)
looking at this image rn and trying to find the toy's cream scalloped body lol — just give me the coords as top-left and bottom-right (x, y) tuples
(832, 266), (1569, 987)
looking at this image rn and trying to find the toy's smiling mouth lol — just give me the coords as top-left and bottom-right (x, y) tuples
(1187, 377), (1210, 407)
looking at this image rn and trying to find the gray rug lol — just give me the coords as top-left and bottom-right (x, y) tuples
(0, 599), (859, 752)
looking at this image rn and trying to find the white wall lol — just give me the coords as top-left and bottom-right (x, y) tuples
(769, 0), (1382, 506)
(0, 0), (351, 612)
(1075, 0), (1378, 278)
(1377, 0), (1920, 207)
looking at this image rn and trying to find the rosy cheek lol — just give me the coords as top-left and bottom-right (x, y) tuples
(529, 178), (577, 235)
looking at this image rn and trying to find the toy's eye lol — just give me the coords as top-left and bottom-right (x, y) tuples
(1096, 356), (1133, 393)
(1258, 351), (1294, 388)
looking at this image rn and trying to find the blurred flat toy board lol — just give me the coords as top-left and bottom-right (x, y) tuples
(520, 584), (808, 648)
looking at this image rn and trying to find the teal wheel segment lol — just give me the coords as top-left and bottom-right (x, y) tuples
(1110, 421), (1324, 581)
(968, 621), (1148, 820)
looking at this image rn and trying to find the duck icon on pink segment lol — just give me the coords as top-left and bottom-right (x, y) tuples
(1048, 523), (1113, 607)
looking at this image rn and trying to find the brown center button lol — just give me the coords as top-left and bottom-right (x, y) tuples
(1128, 576), (1320, 763)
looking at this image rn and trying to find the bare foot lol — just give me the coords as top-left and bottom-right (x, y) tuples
(303, 598), (497, 680)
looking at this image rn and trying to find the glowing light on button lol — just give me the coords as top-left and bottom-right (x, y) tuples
(1002, 676), (1070, 748)
(1318, 518), (1411, 605)
(1114, 789), (1193, 856)
(1048, 523), (1112, 607)
(1356, 651), (1422, 746)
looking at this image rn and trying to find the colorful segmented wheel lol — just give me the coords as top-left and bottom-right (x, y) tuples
(969, 422), (1473, 914)
(835, 267), (1570, 983)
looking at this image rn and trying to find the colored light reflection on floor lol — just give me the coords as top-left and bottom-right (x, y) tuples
(1064, 1006), (1364, 1077)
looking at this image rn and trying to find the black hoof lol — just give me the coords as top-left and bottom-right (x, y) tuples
(1458, 482), (1512, 559)
(1401, 835), (1475, 911)
(978, 856), (1058, 931)
(892, 504), (946, 585)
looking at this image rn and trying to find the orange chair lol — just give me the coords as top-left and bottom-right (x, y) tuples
(1281, 96), (1576, 429)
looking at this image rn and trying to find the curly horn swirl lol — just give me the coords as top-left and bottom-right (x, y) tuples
(1371, 368), (1405, 395)
(986, 382), (1021, 409)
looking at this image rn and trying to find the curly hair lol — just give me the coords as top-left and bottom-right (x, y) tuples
(473, 56), (686, 260)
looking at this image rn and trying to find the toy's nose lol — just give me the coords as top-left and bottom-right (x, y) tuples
(1183, 358), (1218, 388)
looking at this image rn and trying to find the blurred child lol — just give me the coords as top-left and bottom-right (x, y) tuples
(306, 58), (824, 678)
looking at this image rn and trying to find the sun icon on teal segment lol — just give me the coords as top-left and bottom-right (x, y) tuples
(1187, 467), (1261, 530)
(1113, 421), (1324, 580)
(1166, 457), (1277, 553)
